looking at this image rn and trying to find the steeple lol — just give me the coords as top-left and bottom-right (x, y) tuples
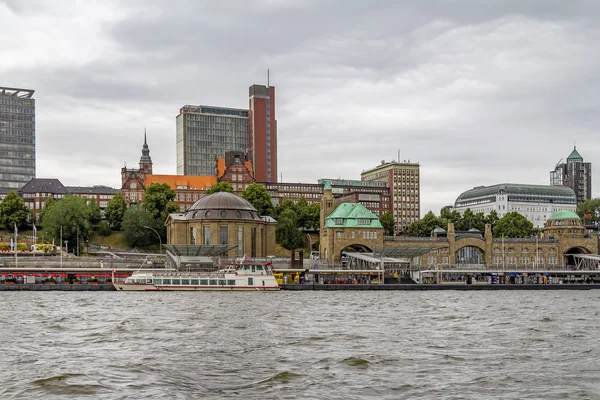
(139, 129), (153, 174)
(567, 145), (583, 161)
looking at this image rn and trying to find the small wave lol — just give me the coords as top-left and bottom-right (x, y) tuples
(391, 383), (415, 392)
(257, 371), (303, 384)
(31, 374), (103, 396)
(442, 354), (465, 361)
(309, 336), (325, 341)
(540, 317), (554, 322)
(33, 374), (82, 385)
(341, 357), (370, 368)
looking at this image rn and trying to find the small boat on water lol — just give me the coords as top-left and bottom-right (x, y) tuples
(112, 262), (279, 291)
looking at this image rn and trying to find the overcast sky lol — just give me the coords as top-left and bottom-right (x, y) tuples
(2, 0), (600, 215)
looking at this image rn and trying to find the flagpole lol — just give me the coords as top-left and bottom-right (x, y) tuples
(14, 223), (17, 267)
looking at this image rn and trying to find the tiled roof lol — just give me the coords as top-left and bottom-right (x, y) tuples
(325, 203), (383, 228)
(18, 178), (69, 194)
(145, 174), (217, 190)
(67, 186), (118, 195)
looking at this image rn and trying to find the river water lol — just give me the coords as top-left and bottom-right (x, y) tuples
(1, 291), (599, 399)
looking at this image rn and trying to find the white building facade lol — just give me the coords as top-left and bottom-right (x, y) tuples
(454, 183), (577, 228)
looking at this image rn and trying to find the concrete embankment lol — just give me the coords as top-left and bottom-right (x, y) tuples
(281, 283), (600, 290)
(0, 284), (115, 291)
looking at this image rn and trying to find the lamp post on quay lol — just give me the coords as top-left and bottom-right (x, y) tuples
(143, 226), (162, 254)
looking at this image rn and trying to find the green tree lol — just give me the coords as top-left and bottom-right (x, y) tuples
(142, 183), (178, 228)
(407, 211), (444, 237)
(38, 196), (55, 227)
(379, 211), (395, 236)
(0, 190), (30, 230)
(122, 206), (160, 248)
(88, 201), (102, 228)
(276, 198), (296, 218)
(304, 203), (321, 230)
(485, 210), (500, 229)
(276, 208), (304, 250)
(493, 212), (535, 238)
(40, 194), (94, 254)
(242, 183), (275, 216)
(206, 181), (233, 194)
(577, 198), (600, 225)
(440, 206), (462, 225)
(105, 192), (127, 230)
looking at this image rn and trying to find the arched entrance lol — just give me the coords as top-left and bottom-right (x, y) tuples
(340, 244), (373, 267)
(455, 246), (484, 265)
(564, 247), (589, 267)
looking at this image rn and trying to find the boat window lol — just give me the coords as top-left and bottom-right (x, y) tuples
(256, 266), (263, 271)
(218, 280), (226, 285)
(163, 279), (171, 285)
(153, 279), (162, 285)
(191, 279), (199, 285)
(172, 279), (181, 285)
(135, 279), (145, 283)
(182, 279), (190, 285)
(146, 279), (152, 284)
(209, 279), (218, 285)
(200, 279), (208, 285)
(252, 265), (256, 272)
(248, 277), (254, 286)
(227, 280), (236, 285)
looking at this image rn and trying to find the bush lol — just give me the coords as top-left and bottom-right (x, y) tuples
(96, 221), (112, 236)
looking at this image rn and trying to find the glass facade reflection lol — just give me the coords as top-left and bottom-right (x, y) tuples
(0, 87), (35, 189)
(176, 105), (249, 176)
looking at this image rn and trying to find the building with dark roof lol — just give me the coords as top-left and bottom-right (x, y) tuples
(67, 185), (118, 210)
(18, 178), (69, 214)
(453, 183), (577, 228)
(165, 191), (276, 259)
(550, 146), (592, 204)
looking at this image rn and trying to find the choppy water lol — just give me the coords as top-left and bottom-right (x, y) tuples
(1, 291), (600, 399)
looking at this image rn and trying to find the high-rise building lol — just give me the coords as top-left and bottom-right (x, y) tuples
(361, 160), (420, 233)
(550, 146), (592, 204)
(0, 87), (36, 189)
(176, 105), (249, 176)
(249, 84), (277, 183)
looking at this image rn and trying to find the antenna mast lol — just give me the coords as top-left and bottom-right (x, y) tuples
(267, 69), (270, 88)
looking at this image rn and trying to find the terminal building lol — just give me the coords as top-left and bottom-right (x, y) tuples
(453, 183), (577, 228)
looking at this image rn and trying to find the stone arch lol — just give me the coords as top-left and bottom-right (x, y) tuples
(340, 243), (373, 255)
(454, 238), (487, 265)
(564, 246), (591, 267)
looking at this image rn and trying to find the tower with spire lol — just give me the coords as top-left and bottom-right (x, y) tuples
(550, 145), (592, 204)
(139, 129), (153, 174)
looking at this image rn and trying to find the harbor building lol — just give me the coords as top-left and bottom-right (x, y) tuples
(165, 191), (276, 259)
(176, 105), (249, 176)
(550, 146), (592, 204)
(453, 183), (577, 228)
(0, 87), (36, 189)
(360, 160), (420, 233)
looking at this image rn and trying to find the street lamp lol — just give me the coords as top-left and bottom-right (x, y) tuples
(143, 226), (162, 253)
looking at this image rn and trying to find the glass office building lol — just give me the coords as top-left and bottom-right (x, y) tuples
(0, 87), (35, 189)
(176, 105), (249, 176)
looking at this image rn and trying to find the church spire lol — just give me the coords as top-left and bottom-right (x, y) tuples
(139, 130), (153, 174)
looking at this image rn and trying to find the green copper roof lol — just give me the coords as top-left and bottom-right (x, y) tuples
(432, 227), (446, 233)
(547, 210), (580, 220)
(567, 146), (583, 160)
(324, 182), (332, 190)
(325, 203), (383, 229)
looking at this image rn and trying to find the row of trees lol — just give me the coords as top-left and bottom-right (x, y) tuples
(405, 207), (536, 238)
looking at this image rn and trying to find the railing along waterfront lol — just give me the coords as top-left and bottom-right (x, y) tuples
(418, 264), (592, 271)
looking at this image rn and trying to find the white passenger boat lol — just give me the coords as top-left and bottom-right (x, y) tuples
(112, 262), (279, 291)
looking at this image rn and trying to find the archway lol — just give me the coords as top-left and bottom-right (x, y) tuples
(455, 246), (484, 265)
(564, 247), (589, 268)
(340, 244), (373, 268)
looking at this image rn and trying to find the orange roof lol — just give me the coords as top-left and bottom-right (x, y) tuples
(145, 174), (217, 190)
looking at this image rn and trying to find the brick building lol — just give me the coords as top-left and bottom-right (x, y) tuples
(67, 186), (118, 210)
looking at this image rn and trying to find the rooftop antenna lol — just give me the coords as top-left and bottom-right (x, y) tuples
(267, 69), (270, 88)
(280, 172), (282, 183)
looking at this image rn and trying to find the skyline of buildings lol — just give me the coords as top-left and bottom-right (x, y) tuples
(0, 82), (597, 230)
(0, 86), (36, 189)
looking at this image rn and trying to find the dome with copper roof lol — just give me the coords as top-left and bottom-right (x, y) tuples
(185, 192), (262, 221)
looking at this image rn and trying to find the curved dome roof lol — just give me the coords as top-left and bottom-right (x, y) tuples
(189, 191), (256, 212)
(185, 192), (262, 222)
(547, 210), (580, 221)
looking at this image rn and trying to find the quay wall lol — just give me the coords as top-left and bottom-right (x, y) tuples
(0, 284), (115, 291)
(281, 284), (600, 291)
